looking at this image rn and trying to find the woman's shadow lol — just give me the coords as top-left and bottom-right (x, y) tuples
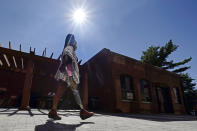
(35, 120), (94, 131)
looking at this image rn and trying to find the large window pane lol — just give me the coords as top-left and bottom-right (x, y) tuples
(120, 75), (134, 100)
(140, 79), (151, 102)
(173, 88), (181, 104)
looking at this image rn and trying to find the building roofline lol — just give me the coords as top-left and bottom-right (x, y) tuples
(0, 46), (59, 63)
(110, 49), (180, 77)
(82, 48), (110, 66)
(83, 48), (180, 78)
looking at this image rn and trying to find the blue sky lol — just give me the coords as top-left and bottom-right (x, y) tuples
(0, 0), (196, 86)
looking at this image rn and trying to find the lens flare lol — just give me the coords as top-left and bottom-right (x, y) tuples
(72, 8), (87, 24)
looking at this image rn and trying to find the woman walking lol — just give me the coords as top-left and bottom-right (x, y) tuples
(48, 34), (93, 120)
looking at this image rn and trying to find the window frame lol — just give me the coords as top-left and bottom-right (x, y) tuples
(120, 74), (135, 101)
(173, 87), (182, 104)
(139, 79), (152, 103)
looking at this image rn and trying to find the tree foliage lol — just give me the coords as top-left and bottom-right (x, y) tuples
(141, 40), (192, 73)
(141, 40), (196, 113)
(180, 73), (196, 93)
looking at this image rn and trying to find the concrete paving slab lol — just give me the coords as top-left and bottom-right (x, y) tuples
(0, 108), (196, 131)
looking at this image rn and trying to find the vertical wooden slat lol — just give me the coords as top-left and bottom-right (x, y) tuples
(57, 55), (61, 60)
(3, 54), (10, 67)
(44, 48), (46, 56)
(19, 44), (22, 52)
(21, 58), (24, 69)
(50, 52), (53, 58)
(42, 50), (45, 56)
(12, 56), (17, 68)
(9, 41), (12, 49)
(0, 59), (3, 66)
(42, 48), (46, 56)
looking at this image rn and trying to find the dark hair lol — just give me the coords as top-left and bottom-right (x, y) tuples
(64, 34), (75, 49)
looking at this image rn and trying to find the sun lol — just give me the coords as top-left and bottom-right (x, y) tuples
(72, 8), (87, 24)
(66, 4), (92, 32)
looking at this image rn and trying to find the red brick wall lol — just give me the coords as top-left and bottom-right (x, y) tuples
(83, 49), (186, 114)
(0, 69), (25, 107)
(83, 49), (116, 112)
(110, 52), (185, 114)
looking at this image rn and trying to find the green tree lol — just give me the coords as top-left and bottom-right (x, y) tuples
(141, 40), (192, 73)
(141, 40), (196, 113)
(180, 73), (196, 93)
(180, 73), (197, 113)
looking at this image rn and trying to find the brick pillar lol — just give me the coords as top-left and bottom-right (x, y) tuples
(19, 59), (34, 110)
(82, 72), (88, 109)
(134, 77), (141, 113)
(151, 83), (159, 113)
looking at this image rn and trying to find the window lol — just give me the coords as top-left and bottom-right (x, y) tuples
(173, 88), (181, 104)
(140, 79), (152, 102)
(120, 75), (134, 101)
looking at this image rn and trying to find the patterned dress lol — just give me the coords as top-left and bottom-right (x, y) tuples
(55, 46), (80, 87)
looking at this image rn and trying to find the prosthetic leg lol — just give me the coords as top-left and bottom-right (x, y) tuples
(72, 89), (94, 120)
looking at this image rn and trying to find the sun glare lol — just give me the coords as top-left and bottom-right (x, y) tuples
(72, 8), (87, 24)
(66, 4), (92, 33)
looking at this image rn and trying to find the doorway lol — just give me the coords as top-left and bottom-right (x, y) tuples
(155, 86), (174, 113)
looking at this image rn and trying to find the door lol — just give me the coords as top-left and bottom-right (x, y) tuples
(156, 86), (174, 113)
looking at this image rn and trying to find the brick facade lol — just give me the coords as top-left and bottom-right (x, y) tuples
(0, 46), (186, 114)
(82, 48), (186, 114)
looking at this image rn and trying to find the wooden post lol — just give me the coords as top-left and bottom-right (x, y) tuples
(19, 59), (34, 110)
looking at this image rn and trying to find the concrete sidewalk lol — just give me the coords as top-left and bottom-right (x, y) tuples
(0, 108), (197, 131)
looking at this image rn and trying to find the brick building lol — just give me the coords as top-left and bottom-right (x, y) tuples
(0, 45), (80, 109)
(0, 45), (186, 114)
(82, 48), (185, 114)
